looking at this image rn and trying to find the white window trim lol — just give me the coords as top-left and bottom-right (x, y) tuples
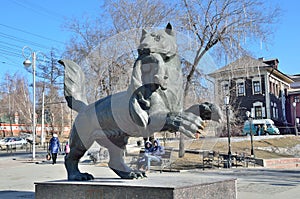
(253, 101), (265, 118)
(253, 102), (263, 107)
(252, 77), (261, 95)
(236, 79), (245, 96)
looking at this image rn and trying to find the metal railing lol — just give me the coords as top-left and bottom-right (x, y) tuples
(0, 141), (69, 155)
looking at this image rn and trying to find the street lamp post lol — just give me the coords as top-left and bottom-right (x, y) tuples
(41, 89), (45, 145)
(293, 102), (298, 136)
(297, 118), (299, 133)
(23, 47), (36, 160)
(246, 111), (254, 156)
(224, 96), (231, 168)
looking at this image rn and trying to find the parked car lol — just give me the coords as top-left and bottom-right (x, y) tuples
(0, 138), (6, 146)
(0, 137), (27, 150)
(242, 119), (280, 136)
(20, 132), (33, 143)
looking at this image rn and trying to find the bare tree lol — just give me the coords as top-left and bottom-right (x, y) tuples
(105, 0), (176, 32)
(179, 0), (280, 100)
(172, 0), (281, 157)
(63, 0), (177, 102)
(0, 74), (32, 129)
(35, 49), (68, 135)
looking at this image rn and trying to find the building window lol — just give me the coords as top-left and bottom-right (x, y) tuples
(253, 81), (261, 94)
(237, 83), (244, 95)
(223, 84), (229, 95)
(236, 81), (245, 96)
(295, 96), (300, 103)
(272, 103), (278, 119)
(255, 106), (262, 118)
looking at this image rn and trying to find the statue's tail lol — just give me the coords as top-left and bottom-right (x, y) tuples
(58, 60), (88, 112)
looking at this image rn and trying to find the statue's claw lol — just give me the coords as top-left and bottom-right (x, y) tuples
(186, 102), (223, 123)
(110, 167), (146, 179)
(136, 170), (147, 178)
(164, 112), (205, 138)
(68, 172), (94, 181)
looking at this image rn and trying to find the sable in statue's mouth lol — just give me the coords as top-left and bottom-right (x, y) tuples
(128, 84), (164, 127)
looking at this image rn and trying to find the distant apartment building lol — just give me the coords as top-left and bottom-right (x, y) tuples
(209, 56), (294, 133)
(287, 74), (300, 131)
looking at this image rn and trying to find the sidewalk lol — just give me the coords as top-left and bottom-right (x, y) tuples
(1, 153), (300, 199)
(191, 168), (300, 199)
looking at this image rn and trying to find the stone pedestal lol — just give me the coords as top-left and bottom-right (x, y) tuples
(35, 173), (236, 199)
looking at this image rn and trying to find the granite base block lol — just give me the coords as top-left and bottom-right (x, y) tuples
(35, 174), (237, 199)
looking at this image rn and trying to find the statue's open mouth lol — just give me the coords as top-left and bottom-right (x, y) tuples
(139, 54), (168, 91)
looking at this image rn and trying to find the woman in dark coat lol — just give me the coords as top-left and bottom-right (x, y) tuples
(49, 133), (61, 164)
(144, 140), (163, 171)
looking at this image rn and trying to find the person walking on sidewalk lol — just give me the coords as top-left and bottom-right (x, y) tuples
(64, 141), (70, 157)
(49, 133), (61, 164)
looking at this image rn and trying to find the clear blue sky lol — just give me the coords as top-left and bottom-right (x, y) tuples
(255, 0), (300, 75)
(0, 0), (102, 80)
(0, 0), (299, 82)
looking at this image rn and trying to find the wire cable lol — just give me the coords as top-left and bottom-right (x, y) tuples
(0, 24), (64, 44)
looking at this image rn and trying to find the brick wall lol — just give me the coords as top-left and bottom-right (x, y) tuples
(263, 158), (300, 169)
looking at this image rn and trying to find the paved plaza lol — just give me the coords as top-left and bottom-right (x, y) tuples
(0, 153), (300, 199)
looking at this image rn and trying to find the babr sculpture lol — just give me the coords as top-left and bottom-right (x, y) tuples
(58, 23), (221, 181)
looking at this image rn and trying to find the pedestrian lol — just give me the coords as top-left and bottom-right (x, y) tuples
(49, 133), (61, 164)
(263, 124), (267, 134)
(256, 125), (261, 136)
(143, 136), (154, 145)
(64, 141), (70, 156)
(152, 139), (165, 156)
(144, 139), (163, 172)
(137, 140), (152, 171)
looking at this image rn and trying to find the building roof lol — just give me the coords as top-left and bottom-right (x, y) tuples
(208, 56), (269, 77)
(288, 88), (300, 95)
(208, 55), (294, 83)
(289, 74), (300, 88)
(289, 74), (300, 81)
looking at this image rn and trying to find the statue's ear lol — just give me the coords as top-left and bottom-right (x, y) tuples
(141, 29), (147, 37)
(165, 23), (173, 35)
(140, 29), (148, 42)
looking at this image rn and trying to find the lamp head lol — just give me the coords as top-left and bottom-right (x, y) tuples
(246, 111), (250, 117)
(224, 96), (230, 105)
(293, 102), (297, 107)
(23, 59), (32, 67)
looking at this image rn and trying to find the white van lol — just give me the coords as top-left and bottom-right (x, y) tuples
(242, 119), (280, 136)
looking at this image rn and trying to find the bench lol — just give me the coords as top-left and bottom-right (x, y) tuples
(129, 148), (173, 172)
(202, 151), (217, 170)
(184, 149), (218, 170)
(217, 153), (236, 168)
(244, 155), (256, 167)
(218, 152), (256, 168)
(232, 152), (256, 167)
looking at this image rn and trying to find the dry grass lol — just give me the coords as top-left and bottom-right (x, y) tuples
(162, 136), (300, 170)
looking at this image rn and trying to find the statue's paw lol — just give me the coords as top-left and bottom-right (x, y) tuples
(68, 172), (94, 181)
(186, 102), (223, 122)
(140, 170), (147, 178)
(110, 167), (146, 179)
(165, 112), (204, 138)
(134, 170), (147, 179)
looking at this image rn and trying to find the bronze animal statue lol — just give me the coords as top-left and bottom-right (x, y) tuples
(58, 23), (221, 181)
